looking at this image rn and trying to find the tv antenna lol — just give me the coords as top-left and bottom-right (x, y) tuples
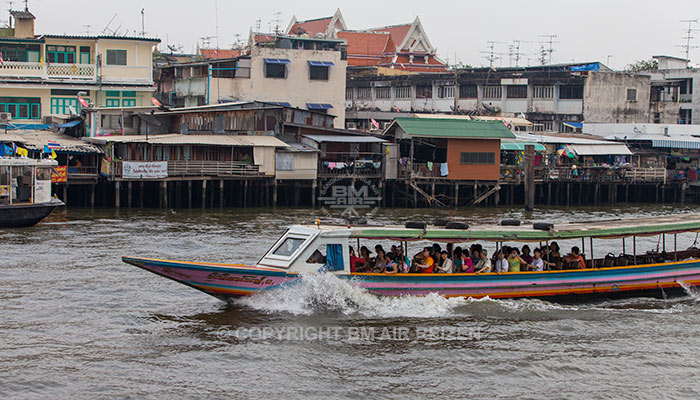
(481, 40), (506, 67)
(101, 13), (118, 35)
(82, 24), (92, 35)
(255, 18), (262, 32)
(200, 36), (216, 49)
(273, 12), (282, 35)
(512, 40), (533, 67)
(679, 19), (699, 61)
(139, 8), (146, 37)
(538, 34), (559, 64)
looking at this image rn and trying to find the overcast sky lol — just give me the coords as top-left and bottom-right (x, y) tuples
(19, 0), (700, 69)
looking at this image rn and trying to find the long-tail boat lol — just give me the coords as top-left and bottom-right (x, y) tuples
(0, 158), (64, 228)
(123, 214), (700, 301)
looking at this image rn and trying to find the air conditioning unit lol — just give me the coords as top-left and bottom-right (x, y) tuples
(0, 112), (12, 122)
(528, 105), (537, 113)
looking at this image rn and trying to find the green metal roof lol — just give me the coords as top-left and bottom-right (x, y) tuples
(500, 141), (546, 151)
(392, 118), (516, 139)
(339, 213), (700, 242)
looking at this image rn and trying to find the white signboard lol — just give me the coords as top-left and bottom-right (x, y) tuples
(122, 161), (168, 179)
(35, 180), (51, 204)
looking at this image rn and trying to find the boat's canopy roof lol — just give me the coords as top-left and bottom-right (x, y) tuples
(305, 213), (700, 242)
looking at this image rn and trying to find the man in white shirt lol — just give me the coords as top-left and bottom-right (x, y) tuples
(494, 250), (509, 273)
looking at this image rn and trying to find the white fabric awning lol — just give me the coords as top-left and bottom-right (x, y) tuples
(567, 143), (632, 156)
(651, 138), (700, 150)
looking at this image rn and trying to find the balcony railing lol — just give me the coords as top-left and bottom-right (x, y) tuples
(500, 165), (667, 184)
(67, 166), (99, 176)
(110, 160), (263, 179)
(318, 152), (383, 178)
(0, 61), (97, 81)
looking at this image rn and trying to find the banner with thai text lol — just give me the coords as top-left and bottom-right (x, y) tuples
(122, 161), (168, 179)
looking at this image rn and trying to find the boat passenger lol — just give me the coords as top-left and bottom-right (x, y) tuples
(437, 251), (454, 273)
(566, 247), (586, 269)
(384, 252), (398, 274)
(550, 242), (562, 259)
(529, 248), (545, 271)
(542, 245), (561, 270)
(453, 247), (463, 272)
(373, 248), (388, 273)
(415, 249), (435, 273)
(521, 245), (533, 264)
(459, 249), (474, 273)
(349, 246), (361, 273)
(446, 243), (454, 259)
(507, 248), (527, 272)
(493, 250), (508, 272)
(431, 243), (442, 262)
(475, 250), (492, 274)
(470, 244), (482, 266)
(396, 248), (411, 270)
(356, 246), (373, 272)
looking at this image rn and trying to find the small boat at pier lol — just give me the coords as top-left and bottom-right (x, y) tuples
(0, 158), (64, 228)
(123, 214), (700, 302)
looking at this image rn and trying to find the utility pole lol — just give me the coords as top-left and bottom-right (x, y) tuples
(679, 19), (699, 61)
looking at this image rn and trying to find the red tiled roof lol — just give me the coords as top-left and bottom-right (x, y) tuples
(338, 31), (394, 66)
(253, 34), (274, 44)
(288, 17), (333, 36)
(379, 54), (447, 72)
(369, 24), (412, 52)
(199, 49), (242, 59)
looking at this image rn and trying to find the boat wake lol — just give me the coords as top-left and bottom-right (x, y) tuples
(235, 273), (476, 318)
(678, 280), (700, 301)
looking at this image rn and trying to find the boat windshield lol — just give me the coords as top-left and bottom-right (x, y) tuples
(273, 237), (306, 257)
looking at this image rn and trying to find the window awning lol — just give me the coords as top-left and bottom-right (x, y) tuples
(57, 120), (82, 128)
(264, 58), (291, 65)
(651, 138), (700, 150)
(566, 144), (632, 156)
(563, 122), (583, 129)
(302, 134), (386, 143)
(308, 61), (335, 67)
(500, 142), (546, 152)
(306, 103), (334, 110)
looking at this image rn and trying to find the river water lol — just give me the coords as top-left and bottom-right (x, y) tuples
(3, 205), (700, 399)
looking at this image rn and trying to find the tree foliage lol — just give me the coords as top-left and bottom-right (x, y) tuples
(625, 59), (658, 72)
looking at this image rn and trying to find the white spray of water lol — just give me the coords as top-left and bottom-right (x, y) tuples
(235, 273), (484, 318)
(678, 280), (700, 301)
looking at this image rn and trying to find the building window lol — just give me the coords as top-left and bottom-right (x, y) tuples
(309, 65), (329, 80)
(559, 85), (584, 99)
(459, 85), (477, 99)
(51, 98), (78, 115)
(680, 79), (693, 95)
(626, 88), (637, 102)
(533, 86), (554, 99)
(533, 121), (554, 132)
(46, 45), (76, 64)
(416, 84), (433, 99)
(395, 86), (411, 99)
(345, 87), (353, 99)
(79, 46), (91, 64)
(483, 85), (502, 99)
(0, 43), (40, 62)
(106, 49), (127, 66)
(437, 85), (454, 99)
(506, 85), (528, 99)
(0, 97), (41, 119)
(122, 99), (136, 107)
(105, 99), (120, 107)
(357, 87), (371, 99)
(375, 87), (391, 99)
(460, 152), (495, 165)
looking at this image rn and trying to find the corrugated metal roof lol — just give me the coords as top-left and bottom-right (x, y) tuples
(86, 134), (288, 148)
(567, 144), (632, 156)
(651, 138), (700, 150)
(515, 133), (613, 145)
(9, 131), (103, 154)
(390, 118), (516, 139)
(500, 141), (546, 151)
(302, 134), (387, 143)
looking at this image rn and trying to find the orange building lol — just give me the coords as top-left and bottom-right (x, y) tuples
(384, 118), (515, 181)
